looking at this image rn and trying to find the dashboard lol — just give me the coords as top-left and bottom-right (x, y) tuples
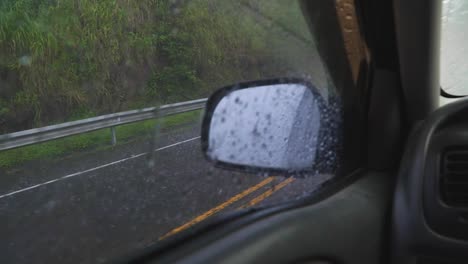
(392, 98), (468, 263)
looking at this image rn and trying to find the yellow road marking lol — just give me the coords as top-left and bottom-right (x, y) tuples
(159, 176), (275, 240)
(238, 177), (295, 209)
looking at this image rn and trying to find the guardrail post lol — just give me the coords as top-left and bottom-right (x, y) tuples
(111, 127), (117, 146)
(0, 98), (207, 151)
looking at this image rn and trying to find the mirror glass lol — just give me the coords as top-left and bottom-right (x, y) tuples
(207, 83), (321, 171)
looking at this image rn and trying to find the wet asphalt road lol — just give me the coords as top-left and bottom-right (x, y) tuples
(1, 121), (330, 264)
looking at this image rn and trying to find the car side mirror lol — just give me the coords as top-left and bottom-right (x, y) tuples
(201, 78), (340, 176)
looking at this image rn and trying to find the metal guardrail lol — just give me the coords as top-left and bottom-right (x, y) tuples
(0, 98), (207, 151)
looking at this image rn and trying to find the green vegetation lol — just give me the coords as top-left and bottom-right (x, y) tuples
(0, 0), (322, 167)
(0, 110), (201, 169)
(0, 0), (316, 133)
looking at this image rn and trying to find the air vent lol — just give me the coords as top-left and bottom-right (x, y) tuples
(441, 148), (468, 207)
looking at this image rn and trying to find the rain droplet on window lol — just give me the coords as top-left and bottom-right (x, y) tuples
(18, 55), (32, 66)
(172, 7), (181, 15)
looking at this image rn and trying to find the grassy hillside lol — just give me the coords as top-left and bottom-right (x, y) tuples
(0, 0), (317, 133)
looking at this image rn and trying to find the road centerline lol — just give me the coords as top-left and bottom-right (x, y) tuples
(159, 176), (276, 240)
(0, 136), (200, 199)
(238, 177), (295, 209)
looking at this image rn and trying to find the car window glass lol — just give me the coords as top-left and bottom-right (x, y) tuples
(0, 1), (344, 263)
(441, 0), (468, 96)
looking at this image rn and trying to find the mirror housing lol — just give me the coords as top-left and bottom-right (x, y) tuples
(201, 78), (341, 176)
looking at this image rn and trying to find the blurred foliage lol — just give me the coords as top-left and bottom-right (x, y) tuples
(0, 0), (319, 133)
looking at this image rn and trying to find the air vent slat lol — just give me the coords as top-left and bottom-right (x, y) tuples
(446, 163), (468, 171)
(443, 182), (468, 187)
(443, 175), (468, 182)
(446, 170), (468, 175)
(444, 189), (468, 194)
(446, 160), (468, 164)
(441, 147), (468, 207)
(445, 194), (468, 198)
(443, 178), (468, 183)
(446, 152), (468, 161)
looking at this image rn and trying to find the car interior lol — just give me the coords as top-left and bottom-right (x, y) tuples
(116, 0), (468, 263)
